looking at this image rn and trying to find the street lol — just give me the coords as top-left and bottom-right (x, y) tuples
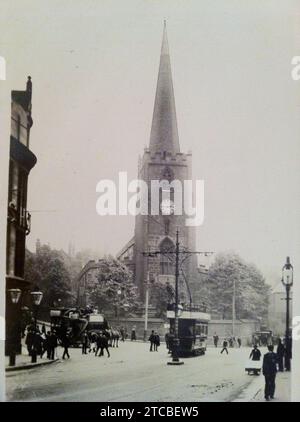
(6, 342), (265, 402)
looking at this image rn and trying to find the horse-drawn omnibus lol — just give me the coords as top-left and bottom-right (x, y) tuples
(49, 307), (108, 346)
(167, 304), (211, 356)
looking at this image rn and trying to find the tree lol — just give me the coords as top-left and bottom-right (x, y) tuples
(207, 252), (270, 320)
(25, 245), (74, 308)
(150, 281), (175, 318)
(88, 258), (140, 316)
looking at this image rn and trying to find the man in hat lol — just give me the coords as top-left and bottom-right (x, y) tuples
(262, 345), (277, 401)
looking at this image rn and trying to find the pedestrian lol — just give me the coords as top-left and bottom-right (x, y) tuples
(229, 337), (234, 348)
(49, 331), (58, 360)
(62, 334), (70, 359)
(97, 332), (110, 358)
(237, 337), (242, 348)
(82, 330), (89, 354)
(213, 333), (219, 348)
(262, 345), (277, 401)
(249, 344), (261, 361)
(131, 327), (136, 341)
(89, 333), (97, 353)
(153, 332), (160, 352)
(120, 327), (125, 342)
(25, 328), (34, 356)
(41, 323), (46, 335)
(284, 337), (292, 371)
(220, 339), (228, 354)
(149, 330), (155, 352)
(276, 338), (285, 372)
(44, 331), (51, 359)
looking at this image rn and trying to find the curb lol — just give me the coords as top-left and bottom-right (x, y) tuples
(5, 358), (60, 372)
(232, 374), (263, 402)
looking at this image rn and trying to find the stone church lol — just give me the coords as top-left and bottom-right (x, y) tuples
(117, 23), (200, 303)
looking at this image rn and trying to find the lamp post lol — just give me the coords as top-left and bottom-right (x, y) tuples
(7, 288), (22, 366)
(143, 271), (150, 342)
(30, 288), (43, 363)
(281, 256), (293, 371)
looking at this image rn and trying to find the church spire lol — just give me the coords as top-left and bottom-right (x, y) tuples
(149, 22), (180, 154)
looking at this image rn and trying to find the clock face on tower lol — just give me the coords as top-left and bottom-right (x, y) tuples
(160, 198), (175, 215)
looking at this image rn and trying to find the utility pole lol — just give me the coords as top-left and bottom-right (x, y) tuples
(142, 229), (213, 365)
(143, 271), (150, 341)
(232, 278), (236, 338)
(167, 229), (183, 365)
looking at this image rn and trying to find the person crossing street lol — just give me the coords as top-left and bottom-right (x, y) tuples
(220, 339), (229, 354)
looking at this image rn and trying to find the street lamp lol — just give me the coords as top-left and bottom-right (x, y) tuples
(7, 289), (22, 366)
(30, 288), (43, 363)
(117, 289), (122, 325)
(281, 256), (293, 371)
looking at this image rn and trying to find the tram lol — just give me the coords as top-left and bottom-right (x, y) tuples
(167, 304), (211, 357)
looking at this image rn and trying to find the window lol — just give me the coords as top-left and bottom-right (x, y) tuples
(160, 238), (174, 275)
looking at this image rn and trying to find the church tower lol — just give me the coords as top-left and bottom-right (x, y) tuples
(118, 23), (197, 300)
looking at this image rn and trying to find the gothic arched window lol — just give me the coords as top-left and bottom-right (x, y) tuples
(160, 238), (175, 275)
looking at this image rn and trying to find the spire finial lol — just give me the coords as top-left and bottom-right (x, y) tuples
(149, 21), (180, 154)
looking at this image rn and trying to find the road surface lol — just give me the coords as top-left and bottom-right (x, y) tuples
(6, 342), (264, 402)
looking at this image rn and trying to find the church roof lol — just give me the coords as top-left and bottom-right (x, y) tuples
(149, 22), (180, 154)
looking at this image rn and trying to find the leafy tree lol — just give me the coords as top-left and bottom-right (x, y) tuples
(88, 258), (140, 316)
(25, 245), (74, 308)
(150, 281), (175, 318)
(206, 252), (270, 320)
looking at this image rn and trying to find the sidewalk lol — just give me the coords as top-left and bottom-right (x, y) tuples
(5, 345), (59, 372)
(234, 371), (291, 402)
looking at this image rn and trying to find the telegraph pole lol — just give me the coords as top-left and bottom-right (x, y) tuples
(143, 272), (150, 341)
(167, 229), (183, 364)
(232, 278), (236, 338)
(142, 229), (213, 365)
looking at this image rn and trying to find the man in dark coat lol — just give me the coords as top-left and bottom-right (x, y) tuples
(276, 338), (285, 372)
(284, 337), (292, 371)
(153, 332), (160, 352)
(82, 331), (89, 354)
(149, 330), (155, 352)
(97, 332), (110, 358)
(220, 339), (228, 354)
(62, 334), (70, 359)
(213, 333), (219, 348)
(48, 331), (58, 360)
(262, 345), (277, 401)
(249, 345), (261, 361)
(131, 327), (136, 341)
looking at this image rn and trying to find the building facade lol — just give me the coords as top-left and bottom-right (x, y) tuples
(118, 24), (198, 301)
(6, 77), (37, 355)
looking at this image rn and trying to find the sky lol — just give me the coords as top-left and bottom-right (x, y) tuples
(1, 0), (300, 288)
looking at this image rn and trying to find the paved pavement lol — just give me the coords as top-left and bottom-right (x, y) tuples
(5, 343), (290, 402)
(5, 345), (58, 372)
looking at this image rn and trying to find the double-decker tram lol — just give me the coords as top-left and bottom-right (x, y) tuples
(167, 304), (211, 357)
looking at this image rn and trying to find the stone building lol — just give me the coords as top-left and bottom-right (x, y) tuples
(118, 23), (199, 302)
(76, 260), (104, 308)
(6, 77), (37, 356)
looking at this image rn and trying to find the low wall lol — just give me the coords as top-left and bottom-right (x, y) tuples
(107, 317), (167, 341)
(207, 319), (260, 346)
